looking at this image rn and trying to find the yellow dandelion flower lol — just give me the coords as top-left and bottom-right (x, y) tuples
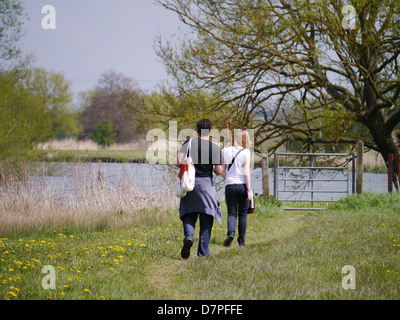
(84, 288), (90, 293)
(8, 291), (17, 297)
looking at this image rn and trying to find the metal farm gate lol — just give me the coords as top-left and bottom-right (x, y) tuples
(273, 153), (355, 210)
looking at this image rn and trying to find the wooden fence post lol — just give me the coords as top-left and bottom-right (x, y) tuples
(352, 153), (356, 194)
(388, 154), (393, 193)
(261, 148), (270, 198)
(273, 153), (278, 198)
(356, 140), (364, 194)
(396, 155), (400, 191)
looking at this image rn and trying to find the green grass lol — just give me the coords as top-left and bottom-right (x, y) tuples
(2, 193), (400, 300)
(33, 149), (147, 163)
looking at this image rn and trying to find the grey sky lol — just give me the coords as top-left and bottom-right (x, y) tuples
(21, 0), (182, 104)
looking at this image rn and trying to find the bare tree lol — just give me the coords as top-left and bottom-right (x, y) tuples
(155, 0), (400, 165)
(81, 70), (144, 144)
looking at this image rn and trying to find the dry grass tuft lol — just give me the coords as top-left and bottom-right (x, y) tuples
(0, 162), (178, 235)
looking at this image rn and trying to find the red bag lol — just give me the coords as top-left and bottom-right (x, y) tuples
(248, 194), (255, 214)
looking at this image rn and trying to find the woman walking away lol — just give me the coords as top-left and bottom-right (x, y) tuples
(222, 129), (252, 247)
(177, 119), (223, 259)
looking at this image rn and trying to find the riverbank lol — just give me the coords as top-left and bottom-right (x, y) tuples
(1, 192), (400, 300)
(33, 149), (148, 163)
(32, 148), (387, 174)
(34, 137), (387, 173)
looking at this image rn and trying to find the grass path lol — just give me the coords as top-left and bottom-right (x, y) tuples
(148, 197), (400, 300)
(146, 211), (307, 299)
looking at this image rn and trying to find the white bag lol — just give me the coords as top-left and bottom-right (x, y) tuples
(176, 139), (196, 198)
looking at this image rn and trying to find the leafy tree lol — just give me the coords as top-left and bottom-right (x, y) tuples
(90, 121), (115, 147)
(21, 68), (78, 138)
(125, 88), (240, 134)
(155, 0), (400, 165)
(0, 0), (29, 70)
(0, 71), (52, 163)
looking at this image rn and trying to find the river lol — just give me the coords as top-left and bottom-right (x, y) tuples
(31, 162), (388, 205)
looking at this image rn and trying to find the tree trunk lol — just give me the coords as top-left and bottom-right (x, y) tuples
(365, 112), (399, 191)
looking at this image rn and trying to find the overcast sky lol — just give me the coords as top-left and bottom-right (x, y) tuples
(20, 0), (182, 105)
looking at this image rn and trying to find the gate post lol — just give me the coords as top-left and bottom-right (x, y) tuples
(396, 155), (400, 191)
(261, 148), (270, 198)
(352, 153), (356, 194)
(356, 140), (364, 194)
(273, 153), (278, 198)
(388, 154), (393, 193)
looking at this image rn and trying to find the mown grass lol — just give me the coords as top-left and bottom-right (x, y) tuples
(1, 193), (400, 300)
(168, 197), (400, 299)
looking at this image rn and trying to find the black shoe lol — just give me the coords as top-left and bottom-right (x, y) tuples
(181, 237), (194, 259)
(223, 235), (234, 247)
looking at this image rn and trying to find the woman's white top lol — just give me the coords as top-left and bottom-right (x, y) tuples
(222, 146), (251, 186)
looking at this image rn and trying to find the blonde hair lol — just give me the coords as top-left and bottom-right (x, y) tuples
(233, 129), (251, 149)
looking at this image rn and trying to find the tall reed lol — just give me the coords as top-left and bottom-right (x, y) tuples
(0, 161), (178, 235)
